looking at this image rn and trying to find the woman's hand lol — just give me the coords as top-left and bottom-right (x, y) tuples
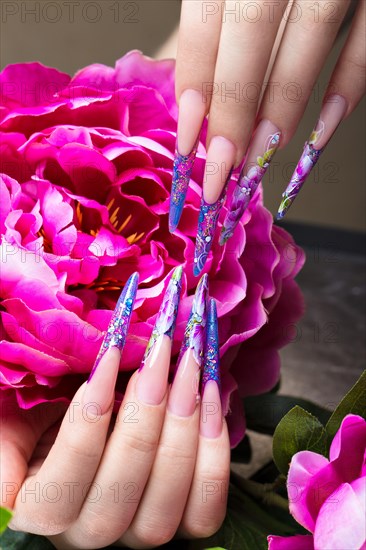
(169, 0), (365, 274)
(1, 270), (230, 549)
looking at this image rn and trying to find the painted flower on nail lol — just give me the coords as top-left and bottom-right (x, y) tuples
(177, 274), (208, 368)
(141, 266), (183, 367)
(169, 142), (198, 232)
(277, 121), (324, 219)
(221, 132), (280, 244)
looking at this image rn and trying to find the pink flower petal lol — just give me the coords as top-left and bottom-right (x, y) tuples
(329, 414), (366, 480)
(287, 451), (330, 532)
(314, 480), (366, 550)
(268, 535), (314, 549)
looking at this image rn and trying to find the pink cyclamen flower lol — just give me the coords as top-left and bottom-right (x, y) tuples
(0, 51), (305, 446)
(268, 414), (366, 550)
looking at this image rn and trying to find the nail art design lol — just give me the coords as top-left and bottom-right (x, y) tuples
(277, 122), (324, 219)
(169, 141), (198, 233)
(140, 266), (183, 369)
(177, 273), (209, 369)
(202, 298), (220, 391)
(88, 272), (139, 381)
(220, 130), (280, 244)
(194, 170), (232, 277)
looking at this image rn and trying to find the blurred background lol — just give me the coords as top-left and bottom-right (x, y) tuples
(1, 0), (365, 233)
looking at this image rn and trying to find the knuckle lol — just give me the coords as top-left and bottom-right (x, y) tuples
(184, 515), (224, 539)
(132, 520), (175, 547)
(122, 430), (158, 457)
(158, 441), (196, 464)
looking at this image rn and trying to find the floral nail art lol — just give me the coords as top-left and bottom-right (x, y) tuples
(277, 121), (325, 219)
(194, 169), (233, 276)
(220, 131), (280, 244)
(88, 272), (139, 381)
(169, 141), (198, 233)
(177, 273), (209, 369)
(202, 298), (220, 391)
(140, 266), (183, 369)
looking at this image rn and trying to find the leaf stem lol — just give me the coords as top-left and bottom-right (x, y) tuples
(231, 473), (289, 512)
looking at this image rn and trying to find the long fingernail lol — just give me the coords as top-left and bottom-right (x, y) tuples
(88, 272), (138, 382)
(193, 136), (236, 276)
(200, 298), (222, 438)
(136, 266), (183, 405)
(277, 94), (348, 219)
(168, 274), (209, 416)
(177, 273), (209, 370)
(220, 121), (281, 244)
(169, 89), (206, 233)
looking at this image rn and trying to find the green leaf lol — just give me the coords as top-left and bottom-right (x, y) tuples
(244, 394), (332, 436)
(204, 547), (227, 550)
(0, 507), (12, 535)
(325, 370), (366, 446)
(0, 529), (54, 549)
(272, 406), (327, 475)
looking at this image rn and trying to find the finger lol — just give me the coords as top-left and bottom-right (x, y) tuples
(259, 0), (351, 146)
(276, 0), (365, 218)
(180, 299), (230, 539)
(169, 0), (223, 232)
(0, 397), (66, 509)
(193, 0), (287, 275)
(11, 273), (138, 535)
(122, 276), (209, 549)
(326, 0), (365, 117)
(61, 268), (184, 549)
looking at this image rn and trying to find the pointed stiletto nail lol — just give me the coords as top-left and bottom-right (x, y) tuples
(169, 141), (199, 233)
(220, 121), (281, 245)
(169, 89), (206, 233)
(200, 298), (222, 438)
(140, 265), (183, 370)
(201, 298), (220, 391)
(277, 94), (348, 220)
(193, 170), (232, 277)
(176, 273), (209, 370)
(88, 272), (139, 381)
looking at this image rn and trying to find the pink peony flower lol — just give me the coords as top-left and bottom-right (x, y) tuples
(268, 414), (366, 549)
(0, 51), (305, 446)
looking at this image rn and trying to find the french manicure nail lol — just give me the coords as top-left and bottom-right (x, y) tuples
(169, 89), (206, 233)
(277, 94), (348, 219)
(200, 298), (222, 439)
(136, 266), (183, 405)
(88, 272), (139, 382)
(220, 120), (281, 244)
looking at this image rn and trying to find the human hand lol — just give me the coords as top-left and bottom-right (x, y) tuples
(1, 270), (230, 549)
(169, 0), (365, 275)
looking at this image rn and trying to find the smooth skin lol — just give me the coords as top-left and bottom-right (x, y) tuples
(176, 0), (366, 203)
(1, 343), (230, 549)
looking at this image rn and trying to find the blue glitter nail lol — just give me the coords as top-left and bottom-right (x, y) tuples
(88, 272), (139, 381)
(202, 298), (220, 391)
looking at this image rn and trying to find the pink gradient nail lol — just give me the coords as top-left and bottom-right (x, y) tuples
(168, 349), (200, 417)
(177, 89), (206, 156)
(200, 379), (223, 439)
(203, 136), (237, 204)
(313, 94), (348, 149)
(135, 334), (171, 405)
(82, 347), (120, 415)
